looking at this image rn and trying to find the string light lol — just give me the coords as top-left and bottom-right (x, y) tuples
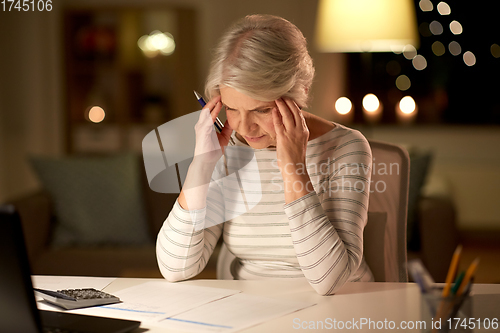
(412, 55), (427, 70)
(449, 41), (462, 56)
(419, 0), (433, 12)
(491, 44), (500, 58)
(419, 22), (432, 37)
(449, 21), (463, 35)
(335, 97), (352, 115)
(429, 21), (444, 35)
(437, 2), (451, 15)
(403, 45), (417, 60)
(463, 51), (476, 66)
(362, 94), (380, 112)
(419, 1), (480, 70)
(87, 106), (105, 123)
(396, 75), (411, 91)
(399, 96), (416, 114)
(432, 41), (446, 56)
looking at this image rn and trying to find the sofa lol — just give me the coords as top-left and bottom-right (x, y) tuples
(8, 153), (219, 278)
(7, 152), (459, 281)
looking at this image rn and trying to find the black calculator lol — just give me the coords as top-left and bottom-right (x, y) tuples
(35, 288), (121, 310)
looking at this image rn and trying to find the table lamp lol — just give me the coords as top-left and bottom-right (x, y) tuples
(315, 0), (419, 53)
(315, 0), (419, 123)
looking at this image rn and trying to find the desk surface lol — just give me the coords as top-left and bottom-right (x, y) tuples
(38, 277), (500, 333)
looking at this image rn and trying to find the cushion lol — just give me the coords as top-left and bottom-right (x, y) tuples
(30, 153), (151, 246)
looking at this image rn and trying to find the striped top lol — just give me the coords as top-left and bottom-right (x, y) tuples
(156, 123), (374, 295)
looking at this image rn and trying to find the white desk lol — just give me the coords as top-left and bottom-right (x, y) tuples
(36, 277), (500, 333)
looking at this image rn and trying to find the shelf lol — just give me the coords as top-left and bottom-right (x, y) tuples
(63, 6), (198, 153)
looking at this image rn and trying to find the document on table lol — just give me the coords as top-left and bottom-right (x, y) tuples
(69, 281), (241, 323)
(154, 293), (316, 333)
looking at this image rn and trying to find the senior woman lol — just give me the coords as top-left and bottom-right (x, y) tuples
(156, 14), (373, 295)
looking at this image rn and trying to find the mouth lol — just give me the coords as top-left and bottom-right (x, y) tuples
(244, 135), (265, 142)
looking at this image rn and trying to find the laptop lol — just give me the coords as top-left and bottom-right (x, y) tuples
(0, 205), (141, 333)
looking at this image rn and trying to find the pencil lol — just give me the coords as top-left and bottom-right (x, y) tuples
(442, 245), (462, 297)
(432, 245), (463, 332)
(455, 257), (480, 296)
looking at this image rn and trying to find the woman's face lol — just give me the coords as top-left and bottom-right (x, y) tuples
(220, 86), (277, 149)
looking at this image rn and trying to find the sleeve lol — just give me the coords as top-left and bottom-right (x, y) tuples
(156, 161), (226, 282)
(284, 130), (372, 295)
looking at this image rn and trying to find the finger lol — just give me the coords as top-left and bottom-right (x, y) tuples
(202, 96), (222, 122)
(210, 101), (224, 124)
(283, 98), (302, 128)
(272, 107), (285, 135)
(203, 94), (221, 112)
(275, 98), (295, 129)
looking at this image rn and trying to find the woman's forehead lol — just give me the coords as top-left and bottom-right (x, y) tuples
(220, 86), (275, 110)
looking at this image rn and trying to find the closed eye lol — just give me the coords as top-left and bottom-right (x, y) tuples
(222, 104), (236, 112)
(255, 108), (273, 114)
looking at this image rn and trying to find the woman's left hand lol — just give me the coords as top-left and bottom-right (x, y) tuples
(272, 98), (310, 173)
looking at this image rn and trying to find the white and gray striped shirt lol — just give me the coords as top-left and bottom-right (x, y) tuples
(156, 123), (374, 295)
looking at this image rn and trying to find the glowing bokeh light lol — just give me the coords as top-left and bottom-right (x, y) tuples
(450, 21), (463, 35)
(395, 75), (411, 91)
(419, 0), (433, 12)
(449, 41), (462, 56)
(403, 45), (417, 60)
(432, 41), (446, 56)
(491, 44), (500, 58)
(335, 97), (352, 115)
(437, 2), (451, 15)
(399, 96), (416, 114)
(419, 22), (432, 37)
(412, 55), (427, 70)
(429, 21), (444, 35)
(463, 51), (476, 66)
(88, 106), (105, 123)
(362, 94), (380, 112)
(138, 31), (176, 57)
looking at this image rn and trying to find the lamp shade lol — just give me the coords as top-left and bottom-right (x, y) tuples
(315, 0), (419, 52)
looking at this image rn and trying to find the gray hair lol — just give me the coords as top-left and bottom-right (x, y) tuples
(205, 14), (315, 108)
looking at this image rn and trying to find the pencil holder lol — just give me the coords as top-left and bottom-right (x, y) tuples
(421, 288), (472, 333)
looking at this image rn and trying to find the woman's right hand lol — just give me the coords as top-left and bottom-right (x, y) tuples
(193, 95), (233, 164)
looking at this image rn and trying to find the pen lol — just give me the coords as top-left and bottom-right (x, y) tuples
(450, 271), (465, 295)
(412, 270), (427, 293)
(193, 91), (235, 145)
(194, 90), (224, 131)
(408, 259), (434, 293)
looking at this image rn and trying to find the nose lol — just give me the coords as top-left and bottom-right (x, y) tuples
(239, 112), (257, 133)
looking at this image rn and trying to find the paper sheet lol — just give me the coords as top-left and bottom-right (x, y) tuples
(153, 293), (316, 333)
(69, 281), (241, 323)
